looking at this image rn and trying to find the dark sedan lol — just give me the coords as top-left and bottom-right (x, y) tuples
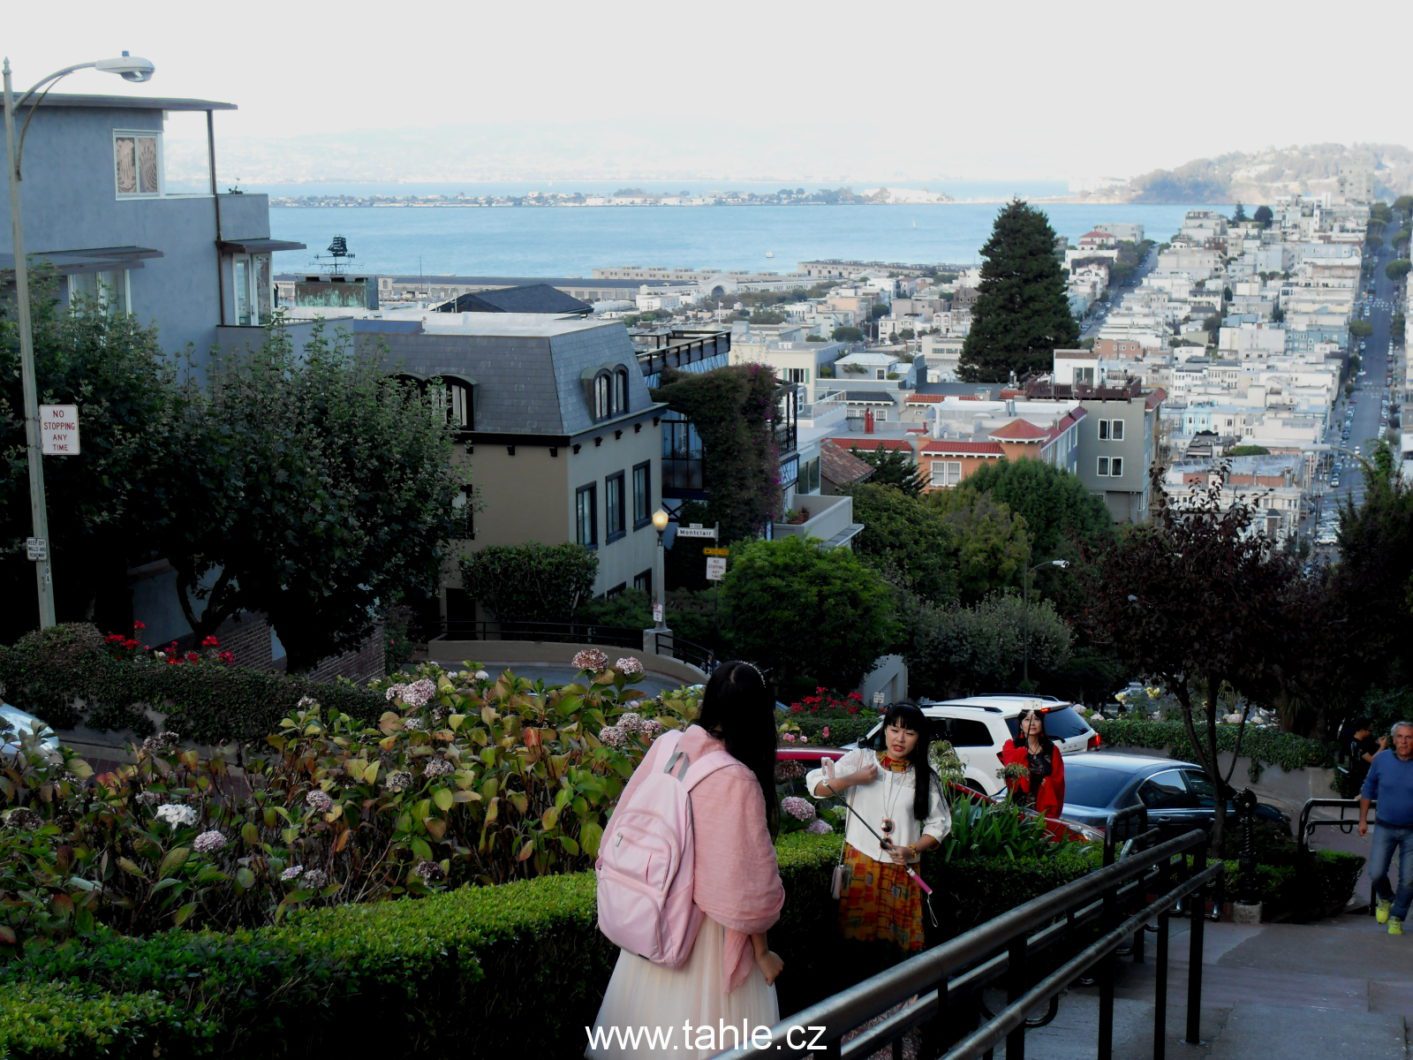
(1061, 753), (1290, 841)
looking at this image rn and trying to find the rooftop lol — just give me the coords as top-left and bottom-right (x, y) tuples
(8, 92), (235, 113)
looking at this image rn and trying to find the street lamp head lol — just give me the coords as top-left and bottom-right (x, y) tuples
(93, 53), (155, 83)
(1050, 559), (1070, 569)
(651, 508), (670, 533)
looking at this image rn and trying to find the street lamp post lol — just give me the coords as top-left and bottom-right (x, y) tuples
(4, 52), (154, 629)
(1022, 558), (1070, 688)
(650, 508), (671, 638)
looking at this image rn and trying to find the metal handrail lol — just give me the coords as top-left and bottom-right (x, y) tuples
(1297, 796), (1377, 915)
(724, 828), (1219, 1060)
(438, 619), (644, 649)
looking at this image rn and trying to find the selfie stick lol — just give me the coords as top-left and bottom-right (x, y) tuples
(821, 762), (934, 896)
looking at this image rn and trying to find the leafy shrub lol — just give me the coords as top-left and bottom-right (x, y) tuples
(1091, 717), (1334, 780)
(0, 659), (686, 944)
(1222, 850), (1365, 921)
(459, 542), (598, 623)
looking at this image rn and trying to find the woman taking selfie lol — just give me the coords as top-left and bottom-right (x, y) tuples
(806, 701), (950, 954)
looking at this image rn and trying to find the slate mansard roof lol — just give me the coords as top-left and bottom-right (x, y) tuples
(354, 314), (663, 439)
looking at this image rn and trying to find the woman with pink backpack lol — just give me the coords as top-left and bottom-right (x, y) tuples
(588, 661), (786, 1058)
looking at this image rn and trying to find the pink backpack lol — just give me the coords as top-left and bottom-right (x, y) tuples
(595, 729), (736, 967)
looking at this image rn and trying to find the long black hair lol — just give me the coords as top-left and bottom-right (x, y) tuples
(1017, 707), (1055, 759)
(880, 701), (939, 823)
(694, 661), (780, 836)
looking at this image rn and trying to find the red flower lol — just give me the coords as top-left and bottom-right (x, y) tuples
(847, 705), (859, 715)
(202, 635), (220, 648)
(848, 691), (863, 701)
(218, 651), (234, 665)
(166, 657), (180, 666)
(186, 651), (201, 663)
(815, 686), (827, 694)
(123, 639), (139, 650)
(133, 620), (146, 631)
(790, 703), (804, 714)
(104, 634), (125, 644)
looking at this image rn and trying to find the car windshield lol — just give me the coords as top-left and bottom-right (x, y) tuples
(1062, 766), (1131, 808)
(1004, 706), (1090, 742)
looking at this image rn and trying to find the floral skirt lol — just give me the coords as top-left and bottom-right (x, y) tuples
(838, 843), (925, 952)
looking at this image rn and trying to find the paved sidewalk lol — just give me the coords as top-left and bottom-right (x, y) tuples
(1001, 914), (1411, 1058)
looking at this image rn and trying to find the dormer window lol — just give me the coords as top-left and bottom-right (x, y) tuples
(594, 372), (613, 420)
(114, 132), (161, 197)
(614, 367), (630, 413)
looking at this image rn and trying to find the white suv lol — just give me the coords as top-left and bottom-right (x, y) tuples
(861, 695), (1100, 797)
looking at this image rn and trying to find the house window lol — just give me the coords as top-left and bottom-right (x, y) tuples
(575, 484), (597, 548)
(114, 132), (161, 197)
(605, 472), (626, 542)
(662, 413), (705, 492)
(1098, 418), (1126, 441)
(593, 373), (612, 420)
(67, 269), (129, 316)
(785, 367), (809, 384)
(443, 379), (473, 432)
(452, 484), (476, 539)
(232, 253), (273, 326)
(632, 461), (652, 528)
(1097, 456), (1125, 477)
(930, 460), (962, 487)
(633, 568), (653, 595)
(614, 368), (630, 414)
(800, 456), (821, 493)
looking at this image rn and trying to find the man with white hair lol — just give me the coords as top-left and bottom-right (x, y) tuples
(1360, 721), (1413, 935)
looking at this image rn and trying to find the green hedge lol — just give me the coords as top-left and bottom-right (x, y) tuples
(1092, 718), (1334, 780)
(1222, 850), (1366, 922)
(0, 834), (1097, 1058)
(791, 714), (879, 747)
(0, 623), (386, 744)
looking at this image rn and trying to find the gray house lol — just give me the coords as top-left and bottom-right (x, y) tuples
(0, 92), (303, 366)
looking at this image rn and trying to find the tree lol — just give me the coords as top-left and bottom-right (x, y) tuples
(1226, 445), (1271, 457)
(903, 592), (1072, 698)
(1253, 205), (1274, 228)
(0, 273), (188, 638)
(164, 324), (464, 672)
(460, 544), (597, 624)
(1231, 203), (1247, 224)
(958, 200), (1079, 382)
(1385, 259), (1411, 282)
(1084, 467), (1302, 850)
(832, 326), (864, 343)
(847, 483), (956, 602)
(651, 365), (781, 545)
(957, 459), (1114, 563)
(922, 489), (1031, 605)
(869, 303), (890, 321)
(720, 536), (897, 697)
(850, 447), (924, 497)
(1393, 194), (1413, 217)
(1350, 319), (1374, 339)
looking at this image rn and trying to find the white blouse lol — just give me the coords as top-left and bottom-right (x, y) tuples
(805, 748), (952, 863)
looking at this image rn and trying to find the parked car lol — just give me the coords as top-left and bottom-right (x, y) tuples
(1059, 753), (1290, 842)
(858, 696), (1099, 798)
(1, 701), (60, 758)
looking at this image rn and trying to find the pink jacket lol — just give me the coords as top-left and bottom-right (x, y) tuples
(616, 725), (785, 992)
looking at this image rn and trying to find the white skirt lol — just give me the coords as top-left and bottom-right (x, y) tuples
(586, 919), (779, 1059)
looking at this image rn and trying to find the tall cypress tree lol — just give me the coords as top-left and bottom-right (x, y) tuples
(958, 200), (1079, 382)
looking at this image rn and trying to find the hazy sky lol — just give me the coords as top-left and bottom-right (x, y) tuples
(7, 0), (1411, 186)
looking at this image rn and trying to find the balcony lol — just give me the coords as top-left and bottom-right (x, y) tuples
(771, 492), (862, 549)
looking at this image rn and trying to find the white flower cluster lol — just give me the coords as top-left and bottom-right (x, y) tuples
(305, 789), (335, 814)
(384, 678), (437, 708)
(598, 725), (627, 750)
(423, 758), (455, 778)
(572, 648), (609, 674)
(280, 864), (304, 881)
(385, 770), (414, 793)
(614, 656), (644, 676)
(781, 796), (816, 822)
(193, 829), (227, 853)
(155, 803), (198, 828)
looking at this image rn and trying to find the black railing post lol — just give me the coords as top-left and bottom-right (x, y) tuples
(1098, 861), (1117, 1060)
(1236, 788), (1259, 905)
(1185, 844), (1208, 1046)
(1005, 936), (1028, 1060)
(1154, 907), (1170, 1060)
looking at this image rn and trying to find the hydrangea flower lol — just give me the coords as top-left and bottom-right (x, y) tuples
(155, 803), (198, 828)
(141, 731), (181, 755)
(404, 717), (425, 732)
(280, 864), (304, 881)
(4, 807), (42, 831)
(385, 771), (414, 793)
(423, 758), (454, 778)
(614, 657), (644, 676)
(297, 695), (318, 709)
(135, 790), (161, 806)
(193, 829), (227, 853)
(305, 790), (334, 813)
(641, 718), (663, 739)
(413, 860), (446, 883)
(805, 819), (833, 835)
(572, 648), (609, 673)
(781, 796), (816, 822)
(617, 712), (644, 734)
(299, 868), (329, 889)
(598, 725), (627, 749)
(474, 669), (490, 682)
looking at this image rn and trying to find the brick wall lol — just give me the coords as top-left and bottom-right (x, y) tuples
(212, 612), (384, 683)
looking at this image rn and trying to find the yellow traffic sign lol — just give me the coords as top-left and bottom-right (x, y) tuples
(703, 547), (730, 556)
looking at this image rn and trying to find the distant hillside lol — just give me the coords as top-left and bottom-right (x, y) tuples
(1089, 144), (1413, 204)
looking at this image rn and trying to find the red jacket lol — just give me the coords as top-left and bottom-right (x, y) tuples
(998, 740), (1066, 818)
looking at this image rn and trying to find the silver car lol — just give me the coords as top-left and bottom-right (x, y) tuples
(1, 702), (61, 757)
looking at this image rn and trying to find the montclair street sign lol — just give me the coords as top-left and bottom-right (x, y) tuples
(39, 404), (79, 456)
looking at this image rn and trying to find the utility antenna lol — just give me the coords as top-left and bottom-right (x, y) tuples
(315, 235), (356, 275)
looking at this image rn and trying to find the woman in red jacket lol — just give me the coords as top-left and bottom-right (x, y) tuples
(999, 707), (1066, 818)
